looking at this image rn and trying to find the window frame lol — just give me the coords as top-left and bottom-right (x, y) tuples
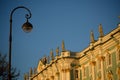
(75, 70), (79, 80)
(106, 51), (112, 68)
(116, 46), (120, 64)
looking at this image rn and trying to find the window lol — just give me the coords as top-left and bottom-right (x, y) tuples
(108, 54), (112, 65)
(106, 53), (112, 67)
(75, 70), (79, 79)
(70, 69), (74, 80)
(116, 46), (120, 61)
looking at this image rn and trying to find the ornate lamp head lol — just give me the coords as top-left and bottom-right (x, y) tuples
(22, 20), (33, 33)
(22, 14), (33, 33)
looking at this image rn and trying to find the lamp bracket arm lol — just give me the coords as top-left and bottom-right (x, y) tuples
(10, 6), (32, 21)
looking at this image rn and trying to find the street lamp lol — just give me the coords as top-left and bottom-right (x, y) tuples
(9, 6), (33, 80)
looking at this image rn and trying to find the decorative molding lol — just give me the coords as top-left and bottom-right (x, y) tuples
(90, 61), (96, 66)
(65, 68), (71, 72)
(99, 56), (105, 61)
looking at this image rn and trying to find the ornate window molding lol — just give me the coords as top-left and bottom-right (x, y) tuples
(105, 50), (112, 68)
(116, 45), (120, 64)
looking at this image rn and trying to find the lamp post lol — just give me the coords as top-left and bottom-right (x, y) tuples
(9, 6), (33, 80)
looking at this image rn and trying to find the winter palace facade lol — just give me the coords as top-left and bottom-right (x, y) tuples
(24, 23), (120, 80)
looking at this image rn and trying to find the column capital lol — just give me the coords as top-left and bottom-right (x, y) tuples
(61, 69), (65, 72)
(98, 56), (105, 61)
(90, 61), (96, 66)
(55, 72), (59, 76)
(46, 78), (49, 80)
(65, 68), (70, 72)
(97, 76), (101, 80)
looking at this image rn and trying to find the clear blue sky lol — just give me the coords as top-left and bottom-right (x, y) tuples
(0, 0), (120, 80)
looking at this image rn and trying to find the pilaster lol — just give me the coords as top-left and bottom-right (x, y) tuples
(65, 68), (71, 80)
(100, 56), (105, 80)
(55, 72), (59, 80)
(90, 61), (96, 80)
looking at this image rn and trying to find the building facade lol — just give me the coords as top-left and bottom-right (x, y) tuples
(25, 23), (120, 80)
